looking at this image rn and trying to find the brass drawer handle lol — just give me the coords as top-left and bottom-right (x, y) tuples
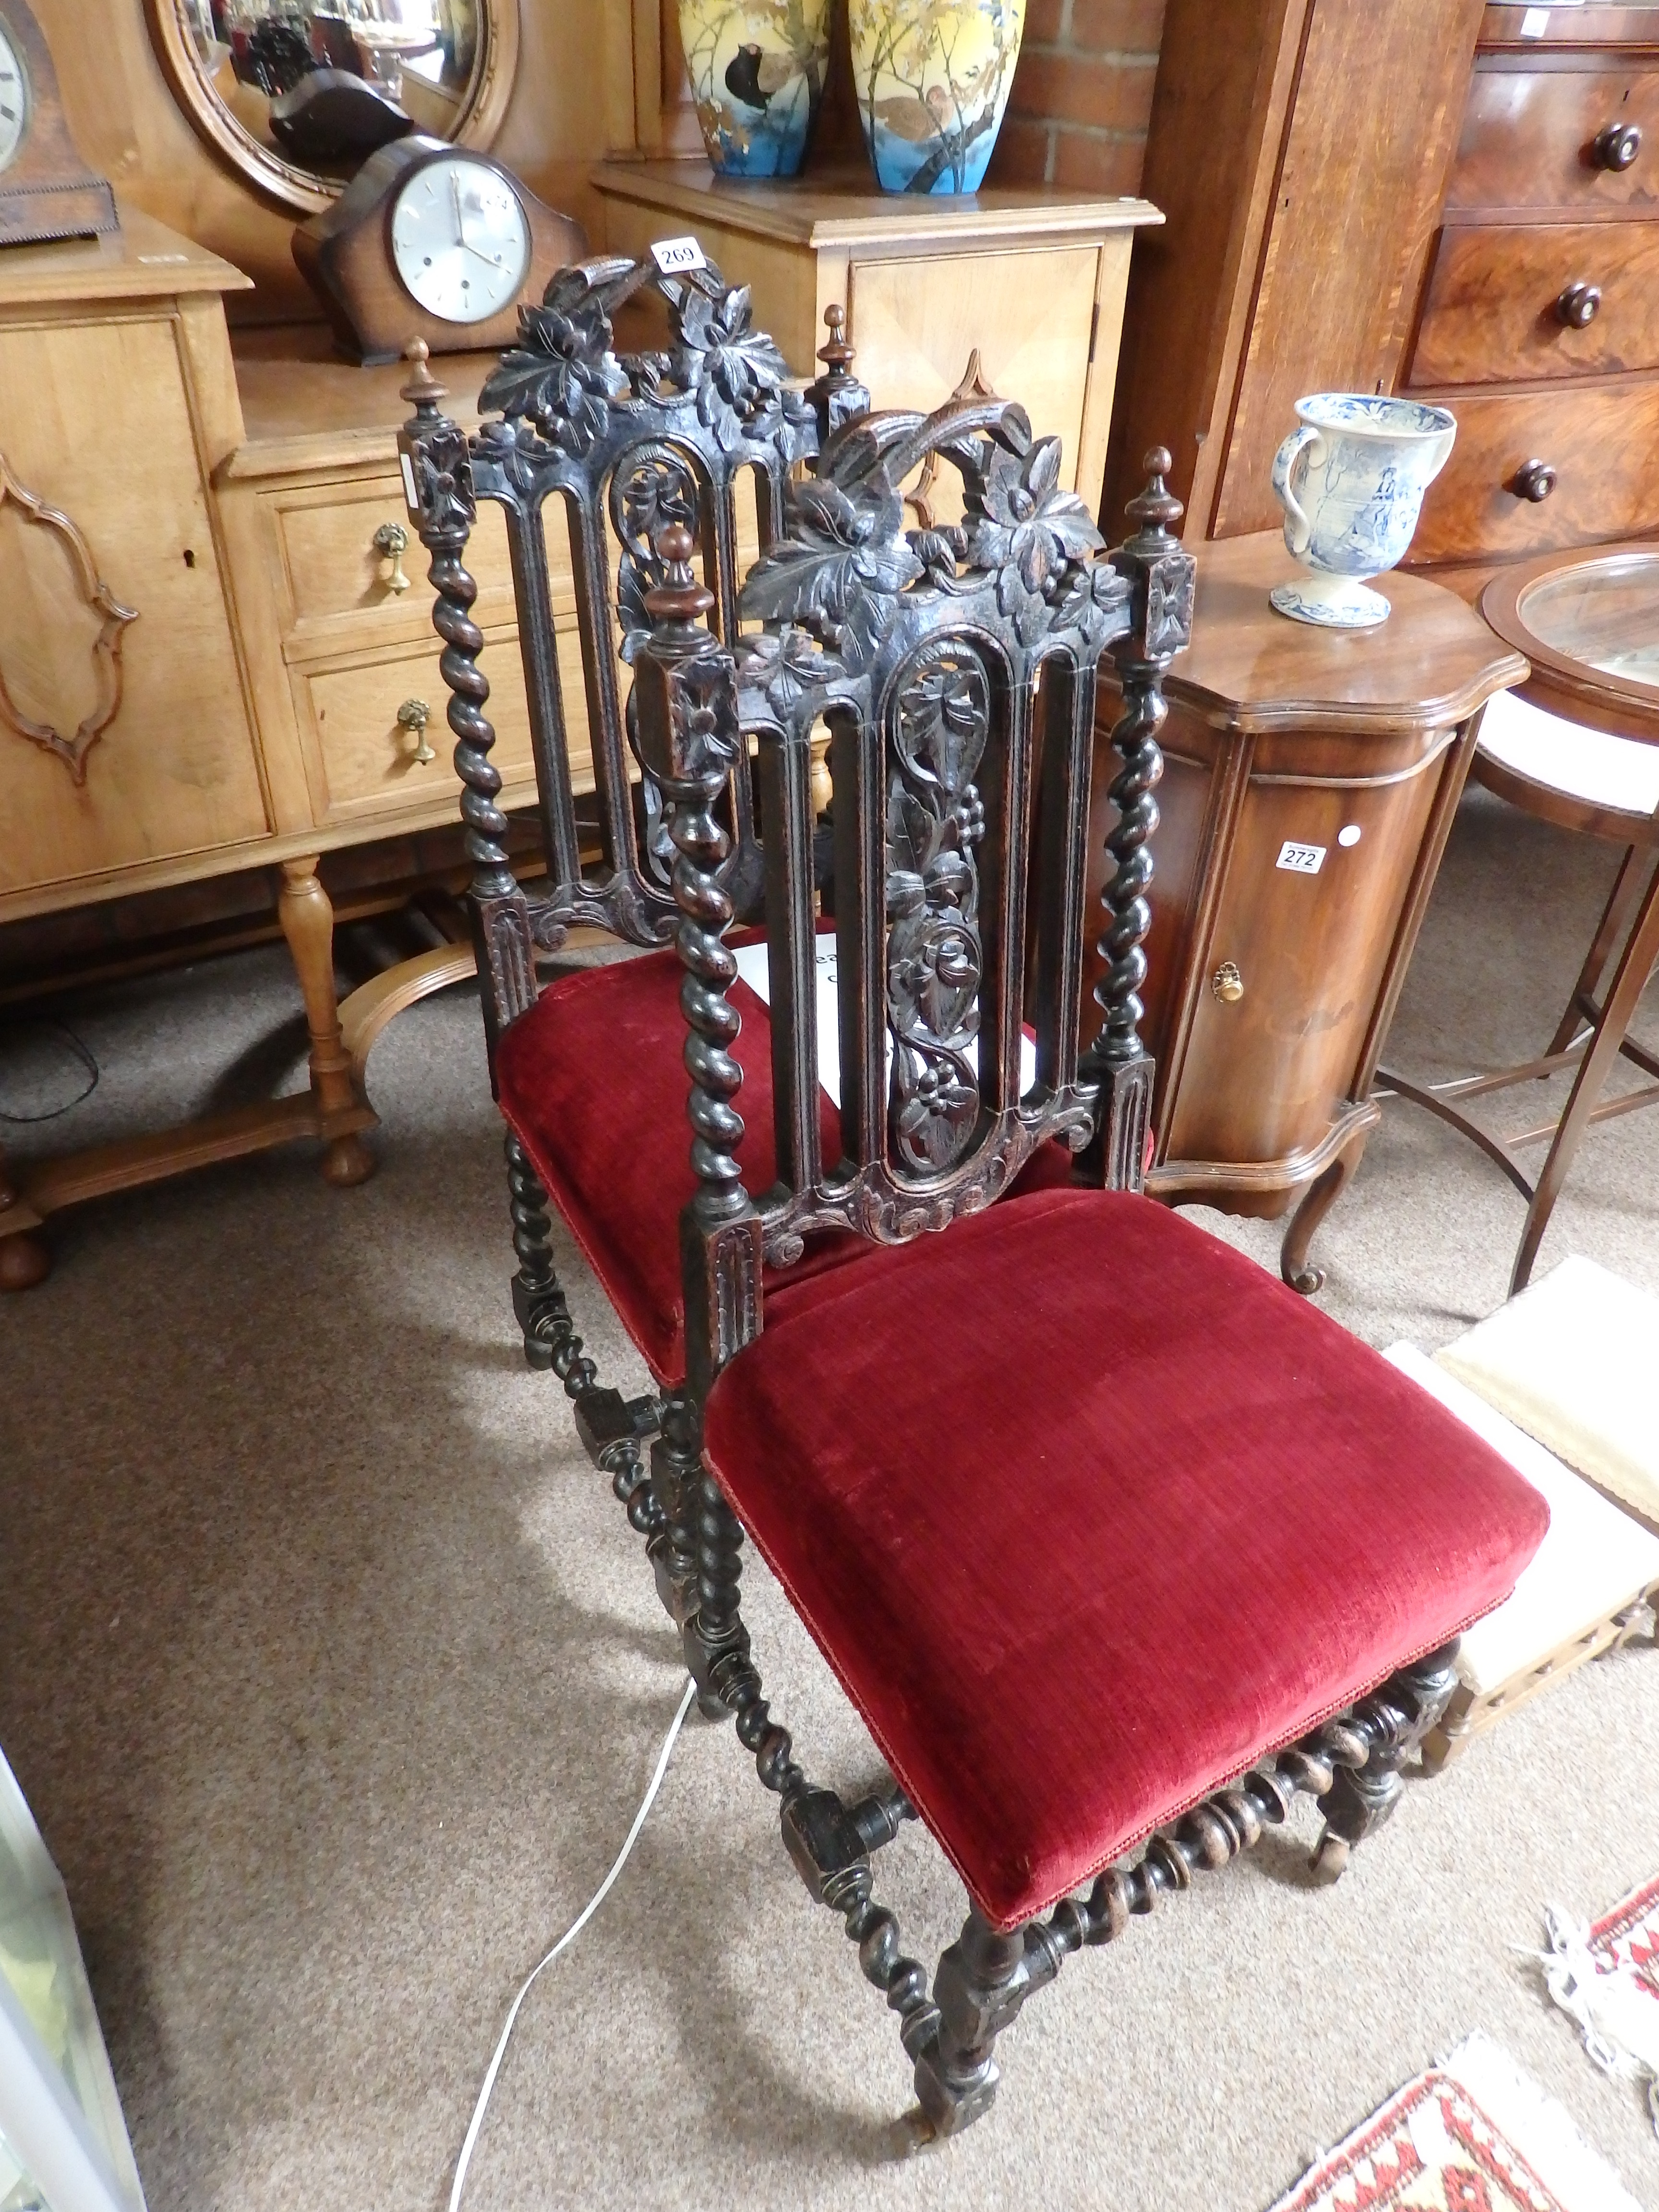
(1212, 961), (1244, 1005)
(1556, 281), (1601, 328)
(1513, 457), (1557, 503)
(397, 697), (435, 764)
(1593, 121), (1642, 172)
(373, 520), (411, 593)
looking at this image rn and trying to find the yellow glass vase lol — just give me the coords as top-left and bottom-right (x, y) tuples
(678, 0), (833, 177)
(848, 0), (1026, 193)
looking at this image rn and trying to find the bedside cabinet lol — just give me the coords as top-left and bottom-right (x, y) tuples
(591, 162), (1158, 513)
(1086, 534), (1526, 1292)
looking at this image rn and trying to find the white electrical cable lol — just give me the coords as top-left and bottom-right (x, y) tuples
(448, 1674), (699, 2212)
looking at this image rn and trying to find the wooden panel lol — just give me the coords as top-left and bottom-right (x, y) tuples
(0, 310), (266, 901)
(296, 626), (566, 826)
(1213, 0), (1487, 537)
(1480, 5), (1659, 47)
(849, 247), (1101, 498)
(1446, 62), (1659, 213)
(1408, 219), (1659, 386)
(1163, 755), (1447, 1165)
(1409, 378), (1659, 565)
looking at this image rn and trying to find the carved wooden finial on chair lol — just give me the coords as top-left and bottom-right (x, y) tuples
(398, 337), (448, 418)
(643, 521), (717, 629)
(806, 303), (871, 444)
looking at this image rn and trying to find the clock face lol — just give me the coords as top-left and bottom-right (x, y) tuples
(389, 156), (530, 325)
(0, 22), (30, 175)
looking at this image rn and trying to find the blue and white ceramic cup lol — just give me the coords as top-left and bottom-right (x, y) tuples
(1269, 393), (1457, 629)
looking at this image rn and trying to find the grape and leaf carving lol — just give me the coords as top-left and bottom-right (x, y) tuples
(886, 644), (989, 1175)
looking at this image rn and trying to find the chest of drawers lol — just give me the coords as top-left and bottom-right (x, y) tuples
(1407, 4), (1659, 595)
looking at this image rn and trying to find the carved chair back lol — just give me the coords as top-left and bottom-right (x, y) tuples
(630, 403), (1197, 1395)
(397, 249), (870, 1066)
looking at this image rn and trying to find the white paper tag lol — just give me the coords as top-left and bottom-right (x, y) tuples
(1519, 7), (1550, 36)
(650, 235), (707, 276)
(1275, 840), (1326, 876)
(399, 449), (420, 512)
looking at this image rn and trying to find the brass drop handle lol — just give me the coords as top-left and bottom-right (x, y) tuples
(397, 697), (435, 764)
(1593, 121), (1642, 171)
(373, 520), (411, 593)
(1556, 280), (1602, 328)
(1212, 961), (1244, 1005)
(1513, 458), (1557, 503)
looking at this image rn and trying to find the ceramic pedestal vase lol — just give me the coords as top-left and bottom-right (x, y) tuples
(849, 0), (1026, 194)
(679, 0), (832, 178)
(1269, 392), (1457, 628)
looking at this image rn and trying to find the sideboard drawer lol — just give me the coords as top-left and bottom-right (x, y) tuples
(1409, 380), (1659, 564)
(293, 628), (593, 827)
(276, 476), (519, 635)
(1409, 219), (1659, 386)
(1447, 63), (1659, 212)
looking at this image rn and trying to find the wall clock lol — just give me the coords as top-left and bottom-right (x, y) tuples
(0, 0), (117, 246)
(292, 134), (585, 365)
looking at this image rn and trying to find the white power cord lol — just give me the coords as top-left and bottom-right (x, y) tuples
(448, 1675), (699, 2212)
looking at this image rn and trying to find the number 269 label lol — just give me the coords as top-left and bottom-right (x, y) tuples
(651, 235), (708, 275)
(1275, 841), (1326, 875)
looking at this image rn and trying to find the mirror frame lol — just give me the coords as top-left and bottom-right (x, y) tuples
(144, 0), (521, 215)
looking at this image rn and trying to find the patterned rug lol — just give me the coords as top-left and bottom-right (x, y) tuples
(1537, 1873), (1659, 2130)
(1265, 2032), (1641, 2212)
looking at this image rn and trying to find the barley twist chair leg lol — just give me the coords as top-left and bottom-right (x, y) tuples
(650, 1389), (711, 1640)
(912, 1912), (1030, 2138)
(1311, 1642), (1460, 1879)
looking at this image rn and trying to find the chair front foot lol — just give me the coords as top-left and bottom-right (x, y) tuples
(1311, 1641), (1461, 1877)
(912, 1913), (1029, 2139)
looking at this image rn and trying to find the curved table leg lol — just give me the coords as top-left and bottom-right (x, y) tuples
(1512, 858), (1659, 1295)
(1280, 1130), (1370, 1296)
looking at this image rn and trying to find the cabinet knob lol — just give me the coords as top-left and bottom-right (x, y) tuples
(397, 697), (435, 764)
(1212, 961), (1245, 1005)
(1593, 121), (1642, 171)
(373, 520), (411, 593)
(1556, 280), (1602, 328)
(1513, 458), (1557, 503)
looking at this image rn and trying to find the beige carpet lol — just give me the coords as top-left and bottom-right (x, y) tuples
(2, 785), (1658, 2212)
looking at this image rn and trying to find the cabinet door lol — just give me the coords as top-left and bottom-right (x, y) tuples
(1163, 753), (1448, 1167)
(0, 312), (265, 903)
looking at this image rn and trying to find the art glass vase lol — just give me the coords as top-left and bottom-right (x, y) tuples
(848, 0), (1026, 194)
(678, 0), (832, 179)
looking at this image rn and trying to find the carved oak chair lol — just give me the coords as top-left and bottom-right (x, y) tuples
(611, 402), (1549, 2136)
(397, 251), (888, 1552)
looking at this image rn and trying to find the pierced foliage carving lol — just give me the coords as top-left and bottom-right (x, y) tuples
(886, 642), (989, 1174)
(962, 432), (1105, 646)
(0, 452), (138, 785)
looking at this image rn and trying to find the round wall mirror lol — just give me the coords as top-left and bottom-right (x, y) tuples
(148, 0), (519, 214)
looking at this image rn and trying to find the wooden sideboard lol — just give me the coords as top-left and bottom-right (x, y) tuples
(1405, 3), (1659, 598)
(1087, 534), (1527, 1292)
(0, 207), (549, 1287)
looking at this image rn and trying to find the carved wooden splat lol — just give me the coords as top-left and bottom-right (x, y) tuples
(0, 450), (138, 785)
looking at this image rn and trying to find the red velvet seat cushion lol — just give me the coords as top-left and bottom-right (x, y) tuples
(702, 1187), (1549, 1931)
(494, 946), (1076, 1383)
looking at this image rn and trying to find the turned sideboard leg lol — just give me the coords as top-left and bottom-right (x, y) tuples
(278, 856), (376, 1188)
(0, 1143), (49, 1290)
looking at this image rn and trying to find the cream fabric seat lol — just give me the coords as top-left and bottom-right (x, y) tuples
(1477, 686), (1659, 820)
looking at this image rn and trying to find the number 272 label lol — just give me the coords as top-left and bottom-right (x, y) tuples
(1275, 841), (1326, 875)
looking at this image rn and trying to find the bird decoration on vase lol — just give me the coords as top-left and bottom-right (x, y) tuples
(678, 0), (832, 178)
(849, 0), (1027, 193)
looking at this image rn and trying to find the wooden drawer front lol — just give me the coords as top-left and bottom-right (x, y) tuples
(295, 629), (594, 826)
(1409, 380), (1659, 564)
(1163, 763), (1445, 1170)
(1410, 220), (1659, 385)
(1447, 64), (1659, 212)
(277, 478), (519, 635)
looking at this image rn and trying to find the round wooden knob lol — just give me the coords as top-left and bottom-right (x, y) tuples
(1556, 281), (1602, 328)
(1593, 121), (1642, 171)
(1513, 458), (1557, 503)
(1212, 961), (1244, 1005)
(397, 697), (435, 763)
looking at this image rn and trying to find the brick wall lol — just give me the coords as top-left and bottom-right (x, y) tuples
(991, 0), (1168, 194)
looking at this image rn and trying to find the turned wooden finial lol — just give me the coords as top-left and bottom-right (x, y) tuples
(817, 301), (855, 379)
(645, 522), (715, 626)
(1125, 446), (1183, 538)
(399, 338), (447, 416)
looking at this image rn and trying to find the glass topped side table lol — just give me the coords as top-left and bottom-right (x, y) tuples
(1377, 542), (1659, 1294)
